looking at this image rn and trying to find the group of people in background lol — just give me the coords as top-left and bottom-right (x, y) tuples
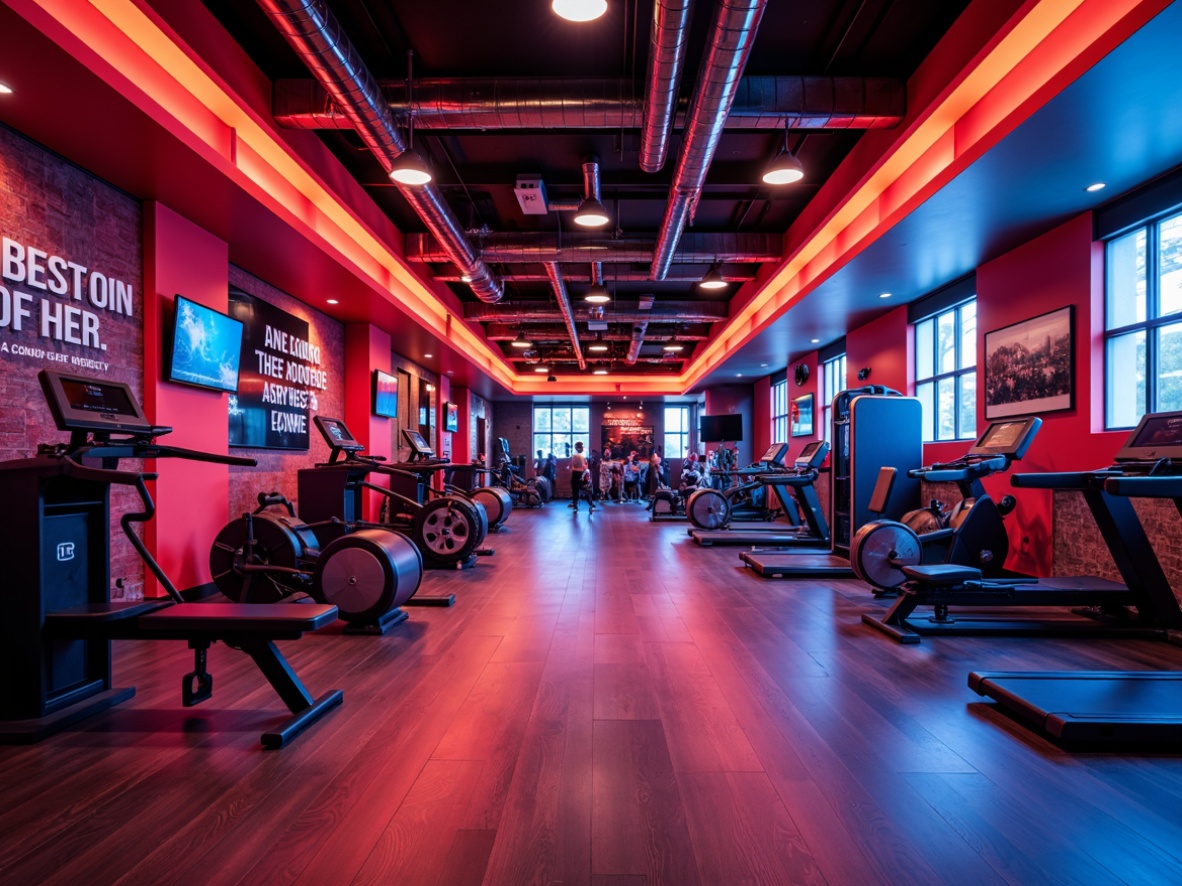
(531, 443), (744, 514)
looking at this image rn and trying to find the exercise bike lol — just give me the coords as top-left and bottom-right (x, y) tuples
(850, 417), (1041, 591)
(685, 443), (792, 529)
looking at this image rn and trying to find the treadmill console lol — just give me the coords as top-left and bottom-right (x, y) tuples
(794, 440), (830, 470)
(1115, 410), (1182, 463)
(759, 442), (790, 468)
(967, 417), (1042, 460)
(313, 416), (366, 455)
(40, 370), (153, 436)
(401, 428), (444, 463)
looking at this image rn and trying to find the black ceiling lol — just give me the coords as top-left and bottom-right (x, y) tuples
(201, 0), (971, 374)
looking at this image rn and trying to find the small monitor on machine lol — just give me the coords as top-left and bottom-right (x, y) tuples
(402, 428), (436, 458)
(759, 442), (790, 467)
(39, 370), (152, 435)
(795, 440), (828, 469)
(1116, 410), (1182, 461)
(313, 416), (364, 453)
(968, 417), (1042, 460)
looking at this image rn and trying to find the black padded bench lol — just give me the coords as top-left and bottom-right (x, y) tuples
(43, 601), (343, 749)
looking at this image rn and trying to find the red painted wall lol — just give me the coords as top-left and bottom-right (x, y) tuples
(142, 202), (229, 596)
(845, 305), (911, 395)
(343, 323), (392, 522)
(752, 377), (771, 457)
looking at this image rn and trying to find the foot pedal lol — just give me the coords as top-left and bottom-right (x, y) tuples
(476, 548), (494, 556)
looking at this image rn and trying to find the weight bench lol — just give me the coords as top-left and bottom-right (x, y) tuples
(41, 600), (343, 749)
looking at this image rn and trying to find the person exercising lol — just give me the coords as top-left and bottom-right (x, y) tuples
(569, 441), (588, 510)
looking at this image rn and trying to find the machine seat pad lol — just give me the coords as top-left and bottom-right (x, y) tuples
(136, 602), (339, 634)
(46, 601), (172, 626)
(901, 563), (983, 584)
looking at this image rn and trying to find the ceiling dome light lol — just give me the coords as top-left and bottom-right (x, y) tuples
(699, 264), (727, 290)
(573, 196), (610, 228)
(552, 0), (607, 22)
(510, 330), (532, 349)
(326, 298), (339, 305)
(1085, 182), (1107, 192)
(593, 368), (608, 375)
(879, 292), (892, 299)
(389, 150), (432, 186)
(584, 285), (611, 304)
(762, 151), (805, 185)
(663, 343), (685, 353)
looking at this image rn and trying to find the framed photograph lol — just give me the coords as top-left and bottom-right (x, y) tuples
(984, 305), (1074, 419)
(791, 393), (814, 437)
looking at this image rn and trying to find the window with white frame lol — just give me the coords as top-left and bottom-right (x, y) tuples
(664, 406), (690, 458)
(1105, 211), (1182, 428)
(820, 353), (846, 441)
(533, 406), (590, 459)
(771, 380), (788, 443)
(915, 300), (977, 441)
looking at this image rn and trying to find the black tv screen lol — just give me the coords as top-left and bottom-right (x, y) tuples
(699, 413), (743, 442)
(373, 370), (398, 418)
(167, 295), (244, 393)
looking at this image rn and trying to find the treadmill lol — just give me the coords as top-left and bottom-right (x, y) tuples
(741, 390), (923, 578)
(967, 410), (1182, 745)
(688, 441), (828, 547)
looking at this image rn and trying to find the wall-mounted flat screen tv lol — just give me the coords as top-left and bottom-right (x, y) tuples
(445, 402), (459, 432)
(699, 413), (743, 442)
(373, 369), (398, 418)
(167, 295), (244, 393)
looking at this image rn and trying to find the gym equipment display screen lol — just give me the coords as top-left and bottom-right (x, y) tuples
(700, 413), (743, 442)
(373, 370), (397, 418)
(1119, 411), (1182, 460)
(314, 416), (362, 451)
(402, 429), (435, 457)
(167, 295), (244, 393)
(40, 370), (151, 434)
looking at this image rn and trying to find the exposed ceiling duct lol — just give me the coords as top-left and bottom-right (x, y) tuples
(406, 231), (781, 264)
(256, 0), (503, 303)
(651, 0), (768, 281)
(432, 267), (759, 283)
(639, 0), (694, 173)
(626, 321), (650, 365)
(273, 76), (905, 131)
(487, 324), (708, 341)
(582, 157), (605, 286)
(543, 262), (586, 370)
(465, 300), (727, 323)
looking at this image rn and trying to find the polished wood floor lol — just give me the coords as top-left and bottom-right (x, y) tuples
(4, 501), (1182, 885)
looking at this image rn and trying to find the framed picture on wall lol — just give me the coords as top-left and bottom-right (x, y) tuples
(791, 393), (814, 437)
(445, 402), (459, 432)
(984, 305), (1074, 419)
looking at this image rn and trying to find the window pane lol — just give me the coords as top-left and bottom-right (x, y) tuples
(552, 409), (572, 433)
(838, 356), (847, 390)
(552, 434), (572, 457)
(958, 371), (977, 439)
(917, 381), (934, 443)
(937, 310), (956, 374)
(1106, 330), (1146, 428)
(534, 408), (551, 431)
(574, 433), (589, 453)
(534, 434), (552, 457)
(937, 376), (956, 440)
(915, 319), (934, 381)
(666, 406), (682, 432)
(1107, 229), (1147, 329)
(822, 407), (832, 441)
(1160, 215), (1182, 317)
(960, 301), (977, 369)
(572, 408), (589, 432)
(1158, 322), (1182, 412)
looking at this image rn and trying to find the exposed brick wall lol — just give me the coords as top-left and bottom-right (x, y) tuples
(496, 400), (534, 472)
(1053, 492), (1182, 603)
(470, 392), (492, 466)
(226, 265), (344, 519)
(0, 124), (144, 596)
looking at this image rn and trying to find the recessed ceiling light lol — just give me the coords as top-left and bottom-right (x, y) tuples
(326, 298), (339, 305)
(0, 83), (12, 95)
(760, 362), (769, 368)
(446, 370), (454, 375)
(663, 343), (685, 353)
(552, 0), (607, 22)
(535, 366), (549, 373)
(593, 368), (608, 375)
(736, 372), (744, 377)
(424, 353), (433, 359)
(879, 292), (892, 299)
(1085, 182), (1107, 192)
(460, 273), (473, 283)
(588, 342), (609, 352)
(811, 338), (820, 344)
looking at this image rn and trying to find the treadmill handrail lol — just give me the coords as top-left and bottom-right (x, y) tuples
(1104, 474), (1182, 498)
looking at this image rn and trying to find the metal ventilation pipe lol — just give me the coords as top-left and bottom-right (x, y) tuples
(543, 262), (586, 370)
(583, 157), (605, 287)
(640, 0), (694, 173)
(626, 321), (650, 365)
(650, 0), (768, 281)
(406, 231), (781, 264)
(255, 0), (503, 303)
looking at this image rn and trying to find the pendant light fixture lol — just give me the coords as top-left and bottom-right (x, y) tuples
(763, 129), (805, 185)
(699, 263), (727, 290)
(510, 329), (532, 348)
(552, 0), (608, 22)
(584, 284), (611, 304)
(573, 196), (610, 228)
(390, 50), (432, 186)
